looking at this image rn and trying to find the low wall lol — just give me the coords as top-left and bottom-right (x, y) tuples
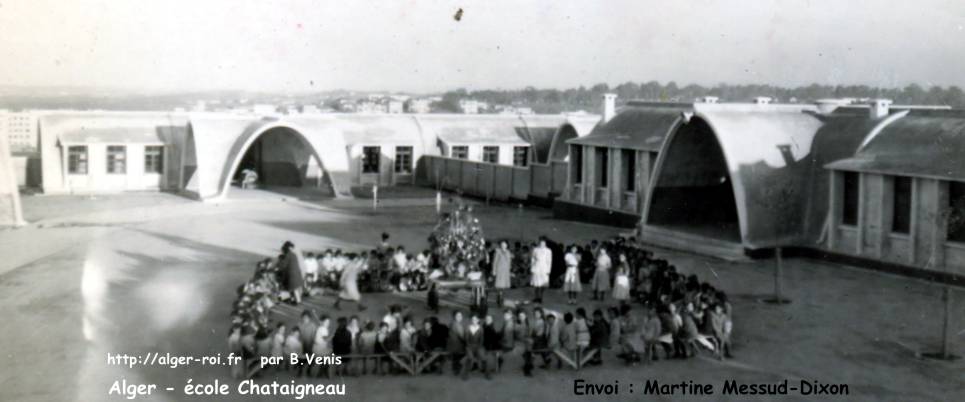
(417, 156), (565, 202)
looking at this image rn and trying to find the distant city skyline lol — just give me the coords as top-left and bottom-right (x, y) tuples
(1, 0), (963, 93)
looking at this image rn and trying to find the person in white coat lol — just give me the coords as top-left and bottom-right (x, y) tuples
(530, 239), (553, 302)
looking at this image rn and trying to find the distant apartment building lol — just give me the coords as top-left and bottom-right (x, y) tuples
(252, 104), (277, 115)
(356, 101), (388, 114)
(334, 99), (358, 112)
(1, 111), (40, 153)
(459, 99), (482, 114)
(387, 100), (404, 114)
(300, 104), (322, 114)
(496, 105), (535, 115)
(407, 98), (433, 114)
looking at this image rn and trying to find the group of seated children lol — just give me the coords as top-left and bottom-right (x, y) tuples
(228, 234), (734, 381)
(302, 244), (434, 294)
(229, 283), (733, 380)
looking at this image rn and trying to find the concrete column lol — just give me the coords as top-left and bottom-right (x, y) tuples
(878, 175), (893, 259)
(584, 146), (595, 205)
(564, 144), (574, 200)
(608, 148), (616, 209)
(828, 171), (840, 250)
(609, 147), (621, 209)
(856, 172), (865, 255)
(932, 180), (948, 269)
(637, 150), (648, 216)
(909, 178), (919, 264)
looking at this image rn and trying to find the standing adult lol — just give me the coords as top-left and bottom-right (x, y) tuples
(492, 240), (513, 306)
(530, 239), (553, 302)
(280, 241), (305, 304)
(334, 253), (367, 311)
(591, 247), (612, 301)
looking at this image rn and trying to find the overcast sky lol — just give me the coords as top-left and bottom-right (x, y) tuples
(0, 0), (963, 93)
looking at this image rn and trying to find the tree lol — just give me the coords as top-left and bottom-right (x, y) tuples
(425, 81), (965, 115)
(639, 81), (662, 100)
(590, 83), (610, 93)
(431, 99), (460, 113)
(945, 86), (965, 108)
(615, 81), (640, 99)
(902, 84), (926, 104)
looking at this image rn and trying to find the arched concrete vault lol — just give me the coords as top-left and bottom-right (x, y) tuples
(218, 121), (346, 199)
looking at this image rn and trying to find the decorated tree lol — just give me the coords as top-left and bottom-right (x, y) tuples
(430, 204), (486, 277)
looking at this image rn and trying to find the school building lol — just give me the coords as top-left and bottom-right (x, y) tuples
(4, 94), (964, 280)
(554, 101), (691, 226)
(29, 111), (599, 201)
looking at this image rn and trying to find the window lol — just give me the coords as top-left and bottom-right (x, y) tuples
(622, 149), (636, 192)
(451, 146), (468, 159)
(891, 176), (912, 234)
(513, 146), (529, 167)
(482, 146), (499, 164)
(362, 146), (381, 173)
(107, 145), (126, 174)
(572, 146), (583, 184)
(596, 147), (608, 187)
(948, 181), (965, 242)
(67, 146), (88, 174)
(841, 171), (859, 226)
(144, 146), (164, 174)
(394, 146), (413, 173)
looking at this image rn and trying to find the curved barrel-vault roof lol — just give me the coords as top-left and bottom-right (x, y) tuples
(188, 114), (360, 200)
(519, 114), (590, 163)
(185, 114), (259, 199)
(643, 104), (884, 250)
(568, 103), (690, 152)
(415, 114), (530, 145)
(827, 109), (965, 181)
(37, 111), (591, 200)
(217, 118), (353, 199)
(545, 115), (601, 162)
(174, 113), (584, 200)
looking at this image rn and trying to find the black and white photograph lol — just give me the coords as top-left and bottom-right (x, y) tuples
(0, 1), (963, 401)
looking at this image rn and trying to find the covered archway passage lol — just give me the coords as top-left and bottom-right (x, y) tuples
(549, 123), (580, 162)
(641, 104), (829, 260)
(228, 126), (334, 200)
(646, 117), (741, 243)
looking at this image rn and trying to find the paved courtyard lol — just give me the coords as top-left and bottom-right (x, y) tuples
(0, 192), (962, 401)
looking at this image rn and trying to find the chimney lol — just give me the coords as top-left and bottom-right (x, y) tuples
(869, 99), (892, 119)
(602, 93), (617, 123)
